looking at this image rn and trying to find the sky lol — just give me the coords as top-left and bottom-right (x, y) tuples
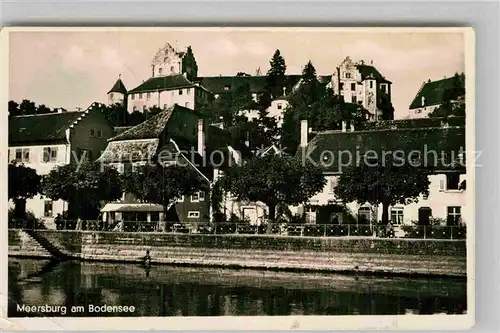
(9, 29), (465, 119)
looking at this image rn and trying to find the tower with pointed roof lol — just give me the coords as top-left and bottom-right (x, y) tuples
(107, 75), (128, 107)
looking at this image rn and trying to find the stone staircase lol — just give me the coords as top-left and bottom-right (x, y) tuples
(23, 229), (72, 260)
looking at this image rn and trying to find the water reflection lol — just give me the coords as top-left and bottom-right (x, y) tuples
(8, 258), (467, 317)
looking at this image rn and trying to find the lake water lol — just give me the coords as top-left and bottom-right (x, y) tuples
(8, 258), (467, 317)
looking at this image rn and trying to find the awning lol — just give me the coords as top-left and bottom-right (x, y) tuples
(101, 203), (164, 213)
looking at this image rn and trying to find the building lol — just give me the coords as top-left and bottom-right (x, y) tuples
(107, 76), (128, 106)
(296, 117), (467, 226)
(330, 56), (392, 121)
(408, 73), (466, 119)
(8, 103), (114, 226)
(97, 104), (245, 225)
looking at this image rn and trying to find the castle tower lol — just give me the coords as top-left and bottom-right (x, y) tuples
(107, 75), (128, 106)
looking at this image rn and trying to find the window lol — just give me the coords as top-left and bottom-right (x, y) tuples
(131, 94), (135, 100)
(188, 211), (200, 218)
(277, 103), (283, 110)
(159, 67), (163, 75)
(139, 93), (143, 99)
(340, 83), (344, 90)
(369, 81), (373, 89)
(390, 207), (404, 225)
(44, 200), (53, 217)
(199, 191), (205, 201)
(90, 129), (95, 137)
(146, 92), (151, 100)
(358, 207), (371, 224)
(163, 104), (168, 110)
(380, 84), (386, 93)
(224, 85), (231, 91)
(304, 206), (317, 224)
(346, 73), (351, 78)
(191, 193), (200, 202)
(447, 206), (461, 226)
(43, 147), (58, 163)
(133, 106), (138, 112)
(179, 89), (183, 95)
(178, 196), (184, 202)
(97, 130), (102, 138)
(351, 83), (356, 91)
(143, 105), (147, 112)
(15, 148), (30, 163)
(185, 102), (190, 108)
(418, 207), (432, 225)
(109, 93), (114, 99)
(186, 88), (191, 95)
(351, 95), (357, 103)
(446, 173), (461, 190)
(170, 66), (175, 72)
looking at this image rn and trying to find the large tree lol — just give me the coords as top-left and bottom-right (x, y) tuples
(122, 163), (208, 216)
(102, 103), (128, 127)
(8, 163), (41, 219)
(218, 155), (326, 223)
(335, 157), (431, 224)
(42, 161), (123, 220)
(266, 49), (287, 99)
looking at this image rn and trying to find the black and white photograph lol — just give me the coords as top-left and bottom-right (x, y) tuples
(2, 27), (474, 330)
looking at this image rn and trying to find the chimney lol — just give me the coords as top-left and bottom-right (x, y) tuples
(300, 120), (308, 147)
(342, 120), (347, 132)
(197, 119), (205, 157)
(370, 60), (373, 65)
(350, 122), (355, 132)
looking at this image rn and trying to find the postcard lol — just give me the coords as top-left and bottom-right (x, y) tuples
(1, 27), (475, 330)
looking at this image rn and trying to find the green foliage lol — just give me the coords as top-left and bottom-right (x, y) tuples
(266, 49), (287, 99)
(122, 164), (208, 210)
(280, 60), (370, 154)
(8, 99), (59, 117)
(218, 155), (326, 220)
(8, 163), (41, 219)
(336, 157), (431, 224)
(42, 161), (123, 219)
(8, 163), (41, 200)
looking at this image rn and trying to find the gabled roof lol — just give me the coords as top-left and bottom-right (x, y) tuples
(355, 64), (391, 84)
(409, 76), (464, 109)
(110, 107), (176, 141)
(97, 138), (160, 163)
(128, 74), (195, 93)
(8, 102), (104, 146)
(108, 78), (127, 94)
(299, 125), (465, 174)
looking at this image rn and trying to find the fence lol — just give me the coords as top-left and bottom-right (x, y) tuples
(9, 219), (466, 240)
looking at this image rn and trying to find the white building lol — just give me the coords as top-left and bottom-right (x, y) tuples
(8, 103), (114, 227)
(330, 57), (392, 121)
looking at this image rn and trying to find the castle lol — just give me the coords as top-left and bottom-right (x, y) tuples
(107, 43), (393, 123)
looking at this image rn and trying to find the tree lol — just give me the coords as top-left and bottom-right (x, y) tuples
(102, 103), (128, 127)
(335, 157), (431, 225)
(8, 163), (41, 219)
(36, 104), (53, 114)
(266, 49), (287, 99)
(8, 101), (20, 117)
(19, 99), (37, 115)
(42, 161), (123, 220)
(127, 111), (147, 126)
(219, 155), (326, 223)
(122, 164), (208, 217)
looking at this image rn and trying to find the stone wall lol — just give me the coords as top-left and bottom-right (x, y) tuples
(8, 230), (467, 277)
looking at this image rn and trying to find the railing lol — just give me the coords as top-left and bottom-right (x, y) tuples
(8, 219), (466, 240)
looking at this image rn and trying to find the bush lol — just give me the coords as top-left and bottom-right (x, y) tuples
(8, 208), (46, 229)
